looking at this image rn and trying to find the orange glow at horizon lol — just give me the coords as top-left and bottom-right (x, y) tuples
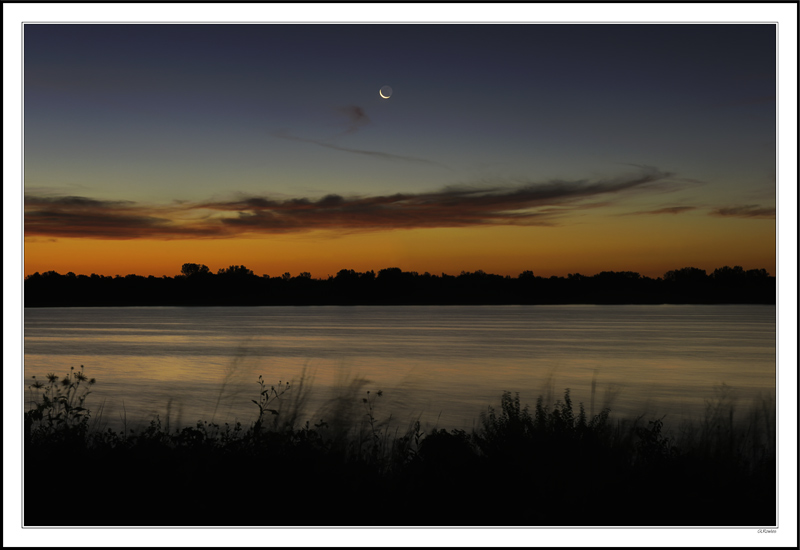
(23, 212), (776, 280)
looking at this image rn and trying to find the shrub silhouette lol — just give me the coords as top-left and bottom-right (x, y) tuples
(23, 368), (776, 527)
(25, 365), (96, 448)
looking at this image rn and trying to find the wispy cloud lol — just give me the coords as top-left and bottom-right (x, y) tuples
(24, 168), (676, 240)
(710, 205), (776, 219)
(272, 129), (444, 167)
(620, 206), (697, 216)
(272, 104), (447, 168)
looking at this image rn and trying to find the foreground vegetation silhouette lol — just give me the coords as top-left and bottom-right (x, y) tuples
(24, 367), (776, 527)
(25, 264), (774, 306)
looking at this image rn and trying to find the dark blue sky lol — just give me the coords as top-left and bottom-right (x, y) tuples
(25, 24), (775, 194)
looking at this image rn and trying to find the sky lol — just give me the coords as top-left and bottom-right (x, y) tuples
(23, 23), (777, 278)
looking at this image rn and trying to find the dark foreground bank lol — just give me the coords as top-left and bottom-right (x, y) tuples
(24, 368), (776, 527)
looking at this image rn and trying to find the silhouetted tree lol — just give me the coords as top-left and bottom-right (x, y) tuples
(664, 267), (708, 283)
(217, 265), (254, 277)
(712, 265), (746, 285)
(23, 263), (775, 307)
(745, 268), (769, 281)
(377, 267), (403, 281)
(181, 263), (211, 277)
(335, 269), (358, 281)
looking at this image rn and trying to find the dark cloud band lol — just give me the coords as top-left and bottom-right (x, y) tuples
(24, 168), (703, 240)
(711, 205), (775, 219)
(620, 206), (697, 216)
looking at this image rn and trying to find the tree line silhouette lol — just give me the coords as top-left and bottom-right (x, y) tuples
(24, 264), (775, 306)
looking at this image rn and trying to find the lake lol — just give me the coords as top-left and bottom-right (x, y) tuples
(23, 305), (776, 433)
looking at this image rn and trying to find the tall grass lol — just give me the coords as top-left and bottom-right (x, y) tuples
(23, 366), (776, 527)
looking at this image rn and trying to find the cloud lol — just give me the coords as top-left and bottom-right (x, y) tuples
(24, 209), (174, 239)
(337, 105), (371, 136)
(272, 104), (447, 168)
(23, 194), (225, 239)
(617, 163), (700, 193)
(621, 206), (697, 216)
(272, 129), (445, 167)
(24, 195), (135, 208)
(710, 205), (775, 219)
(24, 167), (676, 239)
(202, 168), (671, 231)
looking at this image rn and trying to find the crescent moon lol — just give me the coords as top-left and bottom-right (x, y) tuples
(379, 89), (389, 99)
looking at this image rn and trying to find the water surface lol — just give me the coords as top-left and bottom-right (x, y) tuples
(23, 305), (776, 432)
